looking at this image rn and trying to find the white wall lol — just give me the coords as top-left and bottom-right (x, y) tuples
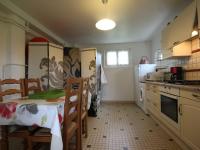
(80, 42), (152, 102)
(0, 12), (26, 79)
(0, 9), (65, 80)
(0, 20), (9, 78)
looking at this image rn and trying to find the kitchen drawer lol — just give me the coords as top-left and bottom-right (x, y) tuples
(149, 105), (160, 119)
(180, 89), (200, 102)
(160, 85), (180, 95)
(145, 84), (152, 91)
(146, 84), (160, 93)
(151, 85), (160, 93)
(152, 94), (160, 111)
(151, 100), (160, 112)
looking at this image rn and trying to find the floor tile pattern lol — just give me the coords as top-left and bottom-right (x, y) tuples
(8, 103), (181, 150)
(82, 103), (181, 150)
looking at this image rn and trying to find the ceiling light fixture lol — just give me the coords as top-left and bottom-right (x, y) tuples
(96, 18), (116, 31)
(96, 0), (116, 31)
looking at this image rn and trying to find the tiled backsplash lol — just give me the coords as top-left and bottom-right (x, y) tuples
(156, 38), (200, 80)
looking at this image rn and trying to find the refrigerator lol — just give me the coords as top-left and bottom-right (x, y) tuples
(134, 64), (156, 113)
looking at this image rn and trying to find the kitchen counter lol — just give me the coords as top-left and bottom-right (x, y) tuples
(142, 81), (200, 92)
(140, 80), (200, 150)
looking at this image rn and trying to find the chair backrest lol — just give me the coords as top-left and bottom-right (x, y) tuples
(81, 78), (89, 114)
(63, 77), (82, 138)
(0, 79), (25, 101)
(25, 78), (42, 96)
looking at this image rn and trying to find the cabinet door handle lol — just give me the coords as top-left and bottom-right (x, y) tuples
(179, 104), (183, 116)
(173, 16), (178, 20)
(191, 94), (200, 102)
(173, 41), (180, 45)
(192, 94), (200, 98)
(153, 90), (156, 93)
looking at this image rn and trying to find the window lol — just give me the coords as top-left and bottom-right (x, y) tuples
(107, 51), (117, 65)
(106, 50), (129, 66)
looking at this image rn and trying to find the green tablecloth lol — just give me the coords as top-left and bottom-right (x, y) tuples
(28, 89), (65, 99)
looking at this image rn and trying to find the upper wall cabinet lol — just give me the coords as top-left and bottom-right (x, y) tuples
(162, 1), (196, 51)
(162, 41), (191, 59)
(161, 24), (172, 51)
(170, 1), (196, 45)
(198, 0), (200, 31)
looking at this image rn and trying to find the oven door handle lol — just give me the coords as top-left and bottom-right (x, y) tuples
(179, 104), (183, 116)
(160, 92), (178, 99)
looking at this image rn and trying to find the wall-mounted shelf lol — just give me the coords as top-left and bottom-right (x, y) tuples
(185, 69), (200, 72)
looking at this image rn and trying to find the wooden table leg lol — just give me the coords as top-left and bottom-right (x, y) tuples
(0, 126), (8, 150)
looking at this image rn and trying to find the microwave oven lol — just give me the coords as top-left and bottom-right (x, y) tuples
(146, 72), (163, 81)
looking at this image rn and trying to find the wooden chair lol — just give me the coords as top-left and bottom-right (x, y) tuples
(0, 79), (30, 150)
(0, 126), (8, 150)
(0, 79), (25, 99)
(81, 78), (89, 138)
(27, 77), (83, 150)
(25, 78), (42, 96)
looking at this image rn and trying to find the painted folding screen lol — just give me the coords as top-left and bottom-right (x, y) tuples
(63, 47), (81, 79)
(80, 49), (97, 96)
(28, 42), (64, 90)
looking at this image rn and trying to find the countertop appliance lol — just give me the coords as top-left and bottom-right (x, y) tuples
(163, 72), (172, 81)
(146, 71), (164, 81)
(134, 64), (156, 113)
(170, 67), (183, 81)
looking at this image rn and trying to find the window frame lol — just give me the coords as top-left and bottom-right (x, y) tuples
(104, 49), (130, 68)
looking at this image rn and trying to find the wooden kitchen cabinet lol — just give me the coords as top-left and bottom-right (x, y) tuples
(161, 0), (196, 59)
(161, 24), (172, 51)
(162, 41), (191, 59)
(169, 1), (196, 45)
(145, 84), (160, 118)
(197, 0), (200, 32)
(145, 84), (151, 110)
(180, 96), (200, 150)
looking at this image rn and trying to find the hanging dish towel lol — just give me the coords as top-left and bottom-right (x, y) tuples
(101, 65), (107, 84)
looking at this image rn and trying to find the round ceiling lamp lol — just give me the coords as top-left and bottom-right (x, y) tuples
(96, 18), (116, 31)
(96, 0), (116, 31)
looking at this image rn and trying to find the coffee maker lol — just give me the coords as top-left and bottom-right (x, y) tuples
(170, 67), (183, 81)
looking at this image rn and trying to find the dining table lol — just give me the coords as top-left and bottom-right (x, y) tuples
(0, 89), (66, 150)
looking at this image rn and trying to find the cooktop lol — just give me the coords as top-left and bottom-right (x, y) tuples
(166, 80), (200, 85)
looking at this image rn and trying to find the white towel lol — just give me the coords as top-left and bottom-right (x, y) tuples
(101, 65), (107, 84)
(87, 92), (92, 110)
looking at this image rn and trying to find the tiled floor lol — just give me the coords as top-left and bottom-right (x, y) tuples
(8, 103), (182, 150)
(82, 103), (181, 150)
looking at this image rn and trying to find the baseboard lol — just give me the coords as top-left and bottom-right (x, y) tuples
(149, 112), (192, 150)
(101, 100), (135, 104)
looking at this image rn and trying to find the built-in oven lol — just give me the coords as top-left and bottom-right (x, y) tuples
(160, 90), (180, 130)
(160, 92), (178, 123)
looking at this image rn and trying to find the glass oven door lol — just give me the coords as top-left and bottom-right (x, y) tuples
(160, 92), (178, 123)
